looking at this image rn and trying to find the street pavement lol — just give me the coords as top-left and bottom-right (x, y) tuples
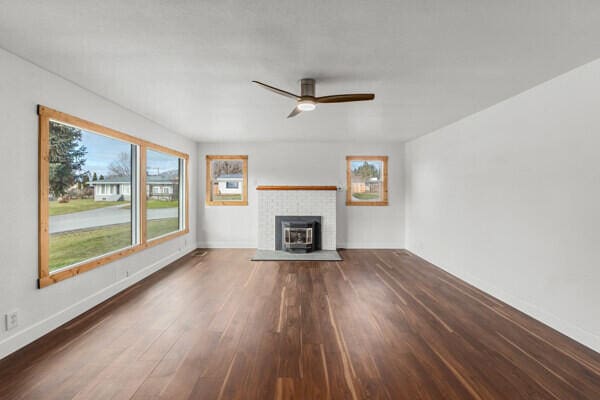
(50, 205), (178, 234)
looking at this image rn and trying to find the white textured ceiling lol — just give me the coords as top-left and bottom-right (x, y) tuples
(1, 1), (600, 142)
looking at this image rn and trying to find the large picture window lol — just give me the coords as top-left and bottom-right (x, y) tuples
(38, 106), (189, 288)
(346, 156), (388, 206)
(48, 122), (136, 271)
(205, 155), (248, 206)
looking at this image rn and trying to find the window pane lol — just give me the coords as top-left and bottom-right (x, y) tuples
(48, 121), (134, 272)
(210, 159), (244, 202)
(349, 160), (384, 201)
(146, 149), (181, 240)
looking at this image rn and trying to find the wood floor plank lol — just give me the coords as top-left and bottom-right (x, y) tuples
(1, 249), (599, 399)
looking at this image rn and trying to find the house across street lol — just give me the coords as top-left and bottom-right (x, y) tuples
(92, 173), (179, 202)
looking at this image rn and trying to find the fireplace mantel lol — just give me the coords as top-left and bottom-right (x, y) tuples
(256, 185), (337, 191)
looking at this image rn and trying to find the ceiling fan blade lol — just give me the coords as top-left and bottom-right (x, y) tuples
(316, 93), (375, 103)
(287, 106), (302, 118)
(252, 80), (300, 100)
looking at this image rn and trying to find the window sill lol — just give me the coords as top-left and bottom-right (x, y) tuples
(39, 228), (189, 288)
(205, 201), (248, 206)
(346, 201), (389, 206)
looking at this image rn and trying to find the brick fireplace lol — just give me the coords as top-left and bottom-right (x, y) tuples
(257, 186), (337, 251)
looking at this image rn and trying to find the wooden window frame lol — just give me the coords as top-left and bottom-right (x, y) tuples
(346, 155), (389, 206)
(38, 106), (189, 288)
(205, 155), (248, 206)
(142, 144), (189, 245)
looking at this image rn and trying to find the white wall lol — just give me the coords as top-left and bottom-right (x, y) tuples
(197, 142), (405, 249)
(0, 48), (198, 359)
(405, 59), (600, 352)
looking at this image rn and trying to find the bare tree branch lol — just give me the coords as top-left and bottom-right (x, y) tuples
(108, 152), (131, 177)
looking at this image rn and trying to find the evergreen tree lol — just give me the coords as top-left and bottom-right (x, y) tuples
(352, 161), (380, 181)
(48, 122), (86, 198)
(99, 174), (105, 180)
(92, 172), (98, 182)
(81, 173), (90, 188)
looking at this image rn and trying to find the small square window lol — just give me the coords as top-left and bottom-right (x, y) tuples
(206, 155), (248, 206)
(346, 156), (388, 206)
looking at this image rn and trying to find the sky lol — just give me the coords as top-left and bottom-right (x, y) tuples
(80, 130), (130, 176)
(147, 149), (179, 176)
(80, 130), (178, 177)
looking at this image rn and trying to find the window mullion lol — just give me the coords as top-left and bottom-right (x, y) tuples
(131, 144), (140, 246)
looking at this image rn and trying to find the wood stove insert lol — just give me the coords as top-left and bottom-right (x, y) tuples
(275, 216), (321, 253)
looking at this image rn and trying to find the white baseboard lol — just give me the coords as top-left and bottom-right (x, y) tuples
(0, 245), (196, 360)
(337, 242), (402, 249)
(197, 241), (256, 248)
(409, 250), (600, 354)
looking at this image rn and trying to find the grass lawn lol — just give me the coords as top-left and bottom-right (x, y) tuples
(213, 194), (242, 201)
(49, 219), (180, 271)
(49, 224), (131, 270)
(147, 199), (179, 209)
(49, 199), (129, 216)
(147, 218), (180, 240)
(352, 192), (380, 200)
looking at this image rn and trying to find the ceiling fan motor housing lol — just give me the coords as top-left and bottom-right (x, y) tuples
(300, 78), (315, 98)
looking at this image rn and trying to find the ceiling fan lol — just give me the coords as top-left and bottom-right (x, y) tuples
(252, 78), (375, 118)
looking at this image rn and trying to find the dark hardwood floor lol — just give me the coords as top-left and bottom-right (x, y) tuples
(1, 249), (599, 399)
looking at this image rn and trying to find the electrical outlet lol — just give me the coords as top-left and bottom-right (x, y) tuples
(5, 310), (18, 331)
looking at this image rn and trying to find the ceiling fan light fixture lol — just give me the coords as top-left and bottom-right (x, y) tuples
(297, 100), (316, 111)
(252, 79), (374, 118)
